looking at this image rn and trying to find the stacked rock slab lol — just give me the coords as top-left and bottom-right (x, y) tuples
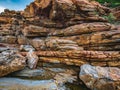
(19, 0), (120, 67)
(0, 0), (120, 89)
(0, 0), (120, 67)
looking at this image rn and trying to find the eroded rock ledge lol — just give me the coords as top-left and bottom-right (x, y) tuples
(0, 0), (120, 90)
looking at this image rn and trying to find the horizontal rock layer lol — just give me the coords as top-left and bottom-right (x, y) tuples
(0, 0), (120, 81)
(20, 50), (120, 67)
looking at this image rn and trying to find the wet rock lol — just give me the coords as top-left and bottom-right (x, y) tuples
(10, 66), (78, 89)
(11, 67), (77, 82)
(0, 77), (62, 90)
(79, 64), (120, 90)
(10, 67), (46, 77)
(0, 47), (9, 52)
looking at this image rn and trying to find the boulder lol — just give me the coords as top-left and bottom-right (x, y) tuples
(79, 64), (120, 90)
(27, 50), (39, 69)
(0, 50), (26, 77)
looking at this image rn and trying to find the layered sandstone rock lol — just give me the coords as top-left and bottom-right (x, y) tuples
(23, 0), (109, 29)
(0, 0), (120, 67)
(0, 0), (120, 90)
(20, 50), (120, 66)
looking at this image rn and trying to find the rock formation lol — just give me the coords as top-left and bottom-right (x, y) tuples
(0, 48), (26, 77)
(80, 64), (120, 90)
(0, 0), (120, 90)
(112, 6), (120, 21)
(0, 0), (120, 69)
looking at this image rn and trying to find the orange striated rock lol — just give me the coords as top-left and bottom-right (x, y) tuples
(60, 30), (120, 46)
(23, 0), (108, 23)
(49, 0), (76, 20)
(24, 0), (52, 18)
(0, 16), (12, 24)
(20, 50), (120, 67)
(39, 57), (87, 66)
(0, 0), (120, 81)
(22, 22), (112, 37)
(51, 22), (112, 36)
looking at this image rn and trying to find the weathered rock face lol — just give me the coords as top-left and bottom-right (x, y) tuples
(0, 0), (120, 68)
(20, 50), (120, 66)
(112, 6), (120, 21)
(0, 9), (23, 24)
(27, 50), (39, 69)
(0, 0), (120, 90)
(23, 0), (109, 28)
(79, 64), (120, 90)
(11, 66), (78, 85)
(0, 49), (26, 77)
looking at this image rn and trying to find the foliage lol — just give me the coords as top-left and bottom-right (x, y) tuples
(96, 0), (120, 7)
(103, 13), (116, 23)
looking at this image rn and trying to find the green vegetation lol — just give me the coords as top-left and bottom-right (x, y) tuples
(103, 13), (116, 23)
(96, 0), (120, 7)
